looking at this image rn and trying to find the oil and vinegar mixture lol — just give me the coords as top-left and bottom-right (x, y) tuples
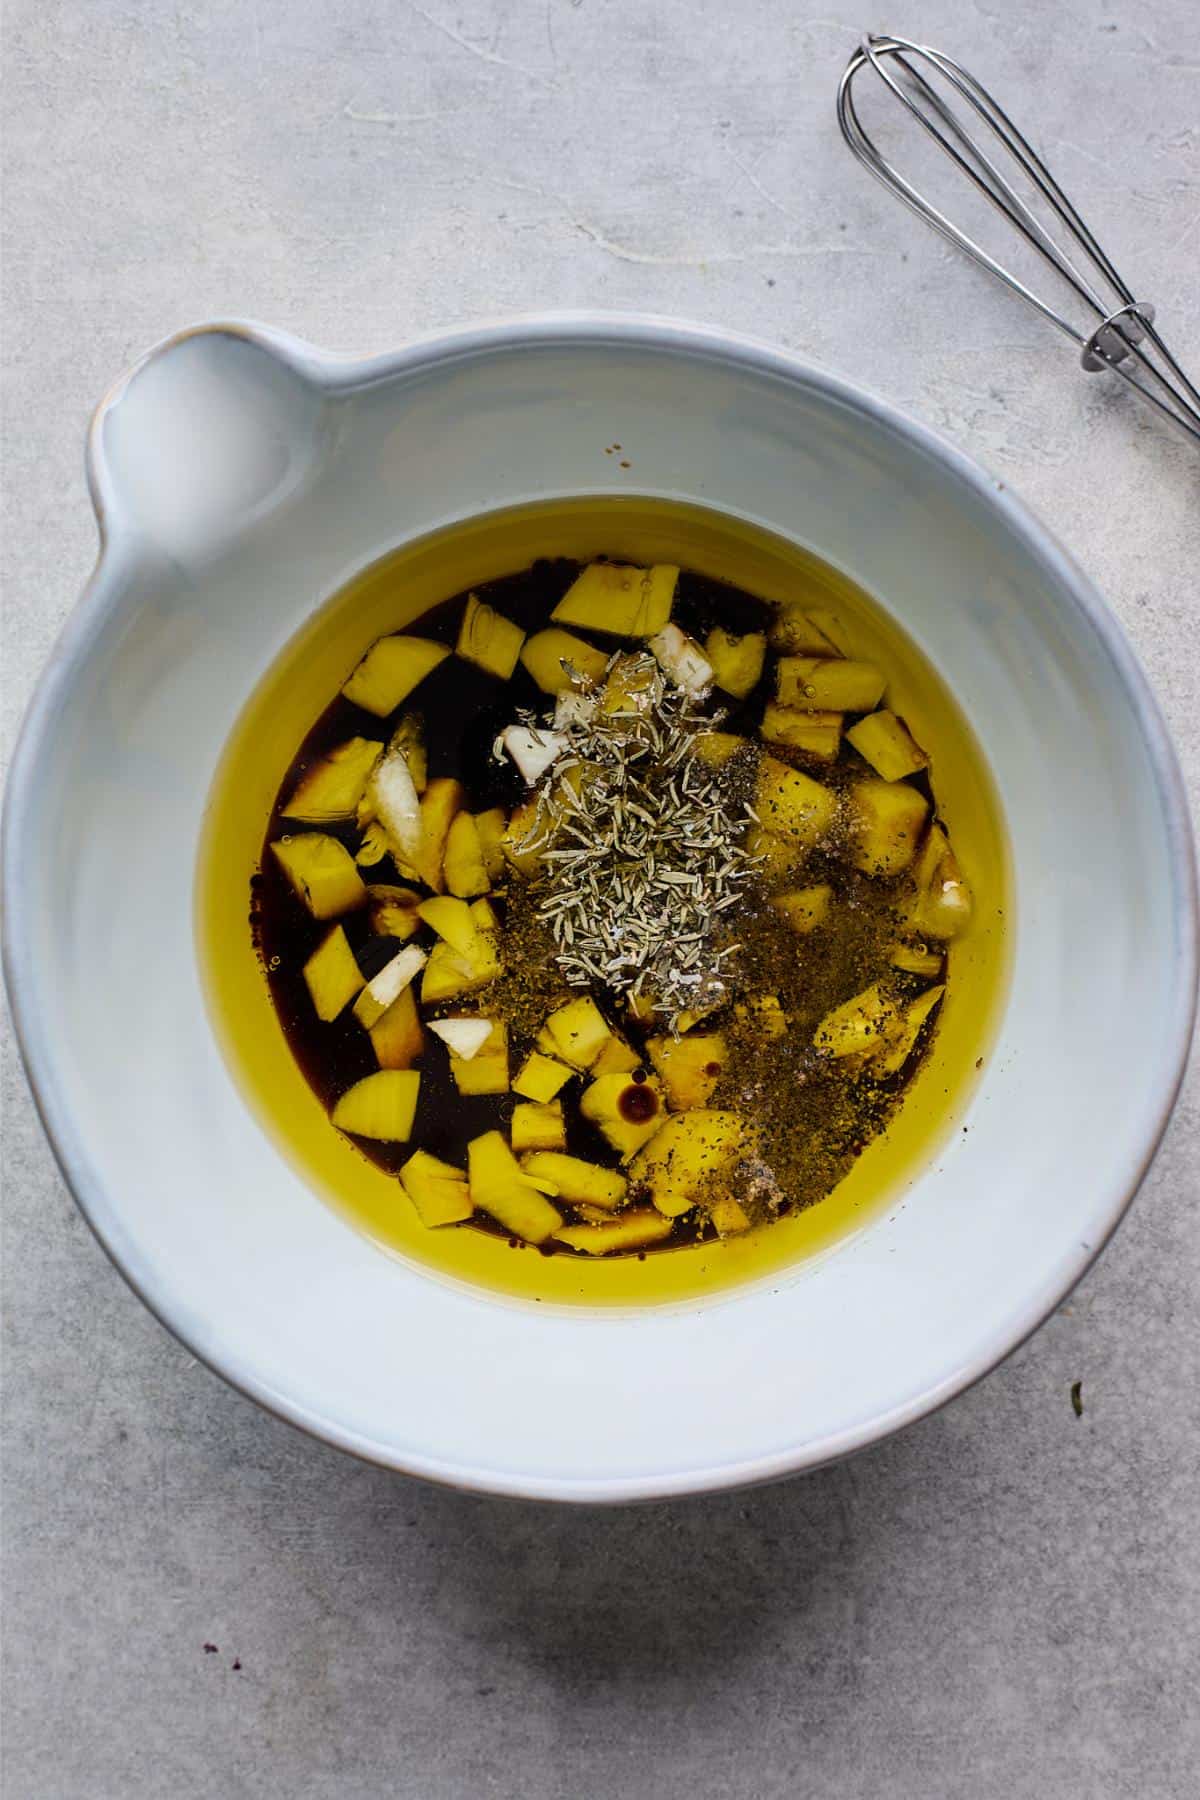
(199, 500), (1008, 1304)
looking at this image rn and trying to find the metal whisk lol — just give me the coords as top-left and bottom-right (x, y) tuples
(837, 35), (1200, 447)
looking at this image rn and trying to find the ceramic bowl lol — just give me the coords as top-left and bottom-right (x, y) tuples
(4, 316), (1195, 1501)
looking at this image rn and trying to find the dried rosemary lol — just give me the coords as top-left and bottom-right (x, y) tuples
(497, 654), (757, 1031)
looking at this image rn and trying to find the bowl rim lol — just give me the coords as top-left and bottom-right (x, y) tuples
(4, 310), (1196, 1502)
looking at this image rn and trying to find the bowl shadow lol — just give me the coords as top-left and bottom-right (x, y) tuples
(282, 1422), (920, 1698)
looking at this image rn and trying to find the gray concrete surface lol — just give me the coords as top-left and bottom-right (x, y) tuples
(3, 1), (1198, 1794)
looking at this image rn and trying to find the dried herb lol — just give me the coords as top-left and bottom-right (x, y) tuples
(500, 654), (757, 1031)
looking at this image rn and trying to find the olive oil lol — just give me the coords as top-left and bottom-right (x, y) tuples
(198, 497), (1011, 1306)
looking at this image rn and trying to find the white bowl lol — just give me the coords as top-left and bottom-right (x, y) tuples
(4, 316), (1195, 1501)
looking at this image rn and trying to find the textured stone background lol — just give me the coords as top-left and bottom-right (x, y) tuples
(2, 2), (1198, 1795)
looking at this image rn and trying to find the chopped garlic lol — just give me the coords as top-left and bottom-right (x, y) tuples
(648, 623), (713, 695)
(498, 724), (568, 786)
(368, 748), (422, 862)
(428, 1017), (494, 1061)
(553, 688), (599, 732)
(363, 944), (427, 1011)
